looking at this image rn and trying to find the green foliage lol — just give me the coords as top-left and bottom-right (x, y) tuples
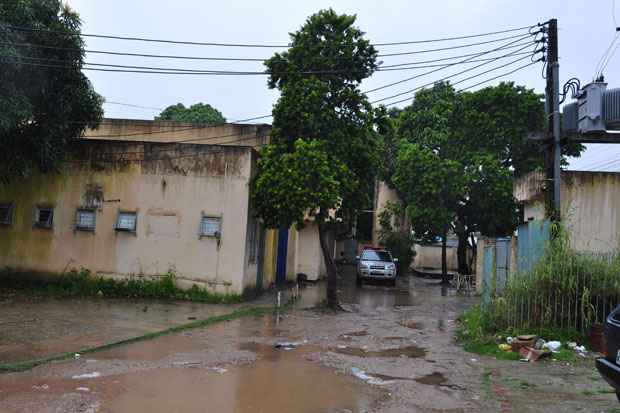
(0, 1), (103, 183)
(252, 139), (344, 228)
(457, 304), (584, 362)
(377, 201), (416, 273)
(254, 9), (379, 228)
(253, 9), (379, 306)
(469, 226), (620, 339)
(155, 103), (225, 124)
(1, 269), (241, 304)
(490, 226), (620, 334)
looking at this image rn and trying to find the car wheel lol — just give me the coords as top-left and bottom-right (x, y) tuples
(616, 392), (620, 403)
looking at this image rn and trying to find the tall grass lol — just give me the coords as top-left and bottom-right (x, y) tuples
(482, 225), (620, 335)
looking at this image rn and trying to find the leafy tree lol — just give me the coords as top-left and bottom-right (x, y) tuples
(377, 201), (416, 275)
(0, 0), (103, 183)
(251, 9), (379, 308)
(156, 103), (225, 124)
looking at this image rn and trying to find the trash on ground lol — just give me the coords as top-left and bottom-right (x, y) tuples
(274, 340), (307, 350)
(567, 342), (577, 349)
(350, 367), (392, 386)
(337, 345), (348, 349)
(71, 372), (101, 379)
(209, 367), (227, 374)
(498, 344), (512, 352)
(543, 341), (561, 352)
(511, 335), (537, 352)
(32, 384), (49, 390)
(76, 387), (90, 392)
(534, 338), (546, 350)
(519, 347), (551, 362)
(74, 353), (81, 359)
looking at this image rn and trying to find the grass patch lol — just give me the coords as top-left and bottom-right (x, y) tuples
(0, 305), (271, 373)
(0, 269), (241, 304)
(457, 304), (586, 362)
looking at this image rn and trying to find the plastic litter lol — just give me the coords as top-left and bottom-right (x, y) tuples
(76, 387), (90, 392)
(350, 367), (391, 385)
(209, 367), (227, 374)
(274, 340), (307, 350)
(506, 336), (514, 344)
(498, 344), (512, 352)
(74, 353), (81, 359)
(567, 342), (577, 349)
(543, 341), (562, 352)
(71, 372), (101, 379)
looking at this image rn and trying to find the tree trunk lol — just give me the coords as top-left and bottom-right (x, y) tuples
(457, 230), (470, 275)
(318, 220), (339, 308)
(441, 225), (449, 284)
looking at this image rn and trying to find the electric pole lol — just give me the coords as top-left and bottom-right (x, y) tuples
(545, 19), (561, 221)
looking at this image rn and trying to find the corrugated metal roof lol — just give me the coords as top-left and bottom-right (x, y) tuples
(566, 144), (620, 172)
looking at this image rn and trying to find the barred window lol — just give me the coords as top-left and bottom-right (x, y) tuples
(35, 207), (54, 229)
(0, 203), (14, 225)
(116, 211), (137, 232)
(200, 216), (221, 237)
(76, 209), (96, 231)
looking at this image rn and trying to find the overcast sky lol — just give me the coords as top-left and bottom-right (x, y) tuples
(65, 0), (619, 169)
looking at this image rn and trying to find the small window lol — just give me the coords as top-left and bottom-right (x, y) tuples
(0, 203), (14, 225)
(200, 216), (221, 237)
(34, 207), (54, 229)
(116, 211), (137, 232)
(75, 209), (96, 231)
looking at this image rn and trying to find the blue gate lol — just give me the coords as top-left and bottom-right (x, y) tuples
(517, 219), (550, 272)
(482, 237), (512, 302)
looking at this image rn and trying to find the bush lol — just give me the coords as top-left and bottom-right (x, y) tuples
(477, 224), (620, 335)
(377, 201), (416, 274)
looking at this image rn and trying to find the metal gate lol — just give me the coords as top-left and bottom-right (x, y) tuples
(482, 237), (512, 302)
(517, 219), (550, 272)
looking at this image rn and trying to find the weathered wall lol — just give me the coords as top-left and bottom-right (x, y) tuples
(412, 243), (459, 273)
(562, 171), (620, 252)
(372, 181), (402, 245)
(85, 118), (270, 148)
(0, 140), (257, 294)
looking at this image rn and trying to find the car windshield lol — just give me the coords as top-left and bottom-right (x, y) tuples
(361, 250), (391, 261)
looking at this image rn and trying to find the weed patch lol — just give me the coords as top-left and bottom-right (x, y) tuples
(0, 269), (242, 304)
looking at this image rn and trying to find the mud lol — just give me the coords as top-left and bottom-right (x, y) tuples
(334, 344), (427, 359)
(0, 268), (613, 412)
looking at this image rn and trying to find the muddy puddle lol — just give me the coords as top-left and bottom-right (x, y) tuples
(98, 341), (376, 412)
(334, 344), (427, 358)
(94, 332), (207, 361)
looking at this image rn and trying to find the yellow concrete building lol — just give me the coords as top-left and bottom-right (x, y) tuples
(0, 119), (330, 294)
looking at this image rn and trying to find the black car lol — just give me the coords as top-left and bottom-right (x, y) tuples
(596, 305), (620, 401)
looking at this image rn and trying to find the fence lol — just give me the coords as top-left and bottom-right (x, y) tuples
(488, 246), (620, 335)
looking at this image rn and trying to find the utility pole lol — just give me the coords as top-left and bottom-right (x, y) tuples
(545, 19), (561, 220)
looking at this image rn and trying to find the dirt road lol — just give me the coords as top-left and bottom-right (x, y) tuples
(0, 268), (614, 412)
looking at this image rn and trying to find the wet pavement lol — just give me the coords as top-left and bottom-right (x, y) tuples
(0, 266), (615, 412)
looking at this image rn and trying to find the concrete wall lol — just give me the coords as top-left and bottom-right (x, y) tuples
(413, 243), (459, 273)
(562, 171), (620, 252)
(85, 118), (270, 148)
(372, 181), (401, 245)
(0, 140), (257, 294)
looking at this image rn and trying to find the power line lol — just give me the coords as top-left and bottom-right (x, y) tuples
(104, 101), (165, 111)
(3, 23), (541, 48)
(370, 50), (539, 105)
(456, 60), (540, 92)
(364, 36), (537, 94)
(378, 43), (533, 68)
(6, 40), (537, 76)
(378, 56), (541, 107)
(1, 35), (534, 65)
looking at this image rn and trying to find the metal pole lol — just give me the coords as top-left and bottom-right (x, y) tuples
(547, 19), (561, 220)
